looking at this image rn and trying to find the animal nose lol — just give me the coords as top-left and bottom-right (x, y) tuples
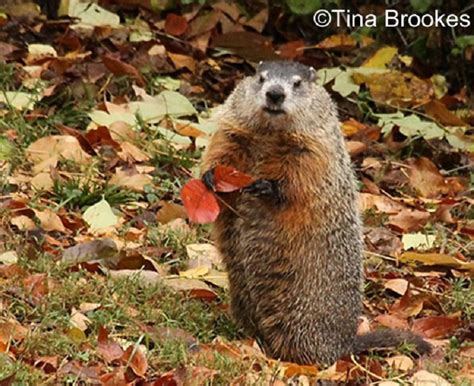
(266, 86), (285, 105)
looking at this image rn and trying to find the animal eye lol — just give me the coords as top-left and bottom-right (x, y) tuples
(293, 79), (302, 88)
(259, 75), (265, 84)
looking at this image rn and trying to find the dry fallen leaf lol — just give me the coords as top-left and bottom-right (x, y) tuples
(384, 278), (409, 296)
(399, 252), (474, 270)
(121, 344), (148, 377)
(97, 326), (124, 363)
(410, 370), (451, 386)
(413, 315), (461, 339)
(408, 157), (465, 198)
(34, 208), (66, 233)
(26, 135), (92, 167)
(385, 355), (414, 371)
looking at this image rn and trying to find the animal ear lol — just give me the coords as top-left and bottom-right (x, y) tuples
(309, 66), (317, 82)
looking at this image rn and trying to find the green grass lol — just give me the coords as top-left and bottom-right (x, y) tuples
(0, 249), (243, 384)
(51, 177), (141, 210)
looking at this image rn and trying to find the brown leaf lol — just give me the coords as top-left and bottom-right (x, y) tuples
(390, 288), (425, 318)
(277, 40), (304, 60)
(118, 142), (150, 163)
(156, 201), (187, 224)
(34, 355), (58, 373)
(284, 363), (319, 377)
(56, 124), (97, 156)
(102, 54), (145, 87)
(109, 168), (153, 192)
(424, 100), (467, 126)
(121, 345), (148, 377)
(165, 13), (188, 36)
(0, 321), (29, 345)
(211, 31), (278, 62)
(97, 326), (124, 363)
(384, 278), (409, 296)
(359, 193), (405, 214)
(167, 52), (196, 73)
(62, 238), (118, 265)
(388, 209), (430, 233)
(408, 157), (465, 198)
(375, 314), (409, 330)
(413, 315), (461, 338)
(34, 208), (67, 233)
(364, 227), (403, 257)
(85, 126), (121, 149)
(23, 273), (49, 301)
(346, 140), (367, 157)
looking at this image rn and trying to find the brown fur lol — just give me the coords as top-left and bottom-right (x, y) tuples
(201, 61), (431, 365)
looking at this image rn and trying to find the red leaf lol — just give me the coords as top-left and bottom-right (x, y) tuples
(97, 326), (124, 363)
(165, 14), (188, 36)
(214, 165), (254, 193)
(189, 288), (218, 302)
(181, 179), (220, 224)
(413, 316), (461, 339)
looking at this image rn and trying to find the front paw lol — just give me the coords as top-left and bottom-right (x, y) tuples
(243, 179), (274, 196)
(242, 179), (284, 204)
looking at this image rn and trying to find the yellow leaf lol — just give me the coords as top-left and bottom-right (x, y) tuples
(83, 198), (118, 231)
(0, 91), (38, 111)
(399, 252), (474, 271)
(179, 266), (209, 278)
(27, 43), (57, 64)
(67, 327), (87, 343)
(363, 46), (398, 68)
(0, 251), (18, 264)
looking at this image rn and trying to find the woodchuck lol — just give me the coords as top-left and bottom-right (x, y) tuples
(200, 61), (431, 365)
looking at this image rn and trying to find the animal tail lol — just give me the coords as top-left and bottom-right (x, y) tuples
(354, 329), (432, 355)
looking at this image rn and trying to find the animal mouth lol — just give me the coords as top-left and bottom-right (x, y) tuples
(263, 106), (285, 115)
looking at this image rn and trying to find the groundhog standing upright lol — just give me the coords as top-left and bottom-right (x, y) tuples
(201, 61), (430, 365)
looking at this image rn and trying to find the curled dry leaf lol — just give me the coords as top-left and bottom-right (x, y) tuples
(121, 344), (148, 377)
(213, 165), (254, 192)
